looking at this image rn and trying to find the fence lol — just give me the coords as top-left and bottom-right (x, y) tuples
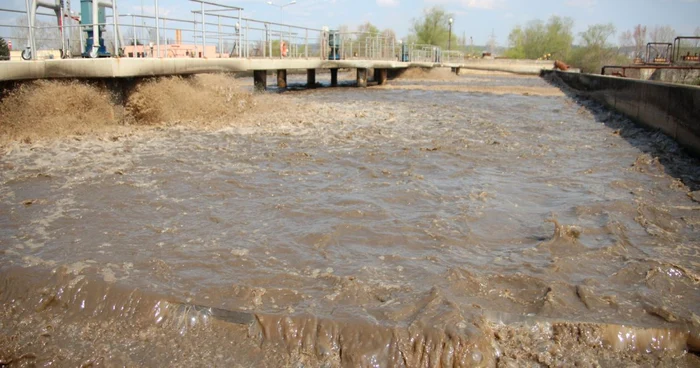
(0, 0), (463, 63)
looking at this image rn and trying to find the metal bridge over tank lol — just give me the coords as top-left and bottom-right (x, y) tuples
(0, 0), (554, 88)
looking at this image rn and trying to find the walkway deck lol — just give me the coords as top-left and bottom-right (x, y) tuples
(0, 58), (556, 81)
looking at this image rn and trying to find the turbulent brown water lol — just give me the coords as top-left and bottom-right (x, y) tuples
(1, 70), (699, 367)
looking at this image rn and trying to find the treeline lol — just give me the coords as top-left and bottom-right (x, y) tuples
(338, 7), (460, 52)
(337, 7), (700, 73)
(506, 16), (700, 73)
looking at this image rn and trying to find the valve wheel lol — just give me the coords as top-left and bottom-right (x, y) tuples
(21, 48), (32, 60)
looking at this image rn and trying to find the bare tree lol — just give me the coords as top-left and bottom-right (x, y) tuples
(12, 17), (61, 50)
(357, 21), (379, 36)
(649, 25), (675, 43)
(633, 25), (646, 58)
(123, 28), (144, 46)
(381, 28), (396, 41)
(619, 30), (633, 47)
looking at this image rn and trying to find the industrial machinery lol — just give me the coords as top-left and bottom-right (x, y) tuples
(20, 0), (121, 59)
(646, 42), (672, 64)
(601, 37), (700, 77)
(80, 0), (120, 58)
(673, 36), (700, 63)
(400, 41), (408, 62)
(22, 0), (66, 59)
(328, 29), (340, 60)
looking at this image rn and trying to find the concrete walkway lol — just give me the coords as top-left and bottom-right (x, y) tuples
(0, 58), (556, 82)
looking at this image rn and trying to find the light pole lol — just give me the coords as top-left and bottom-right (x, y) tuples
(448, 17), (453, 51)
(266, 0), (296, 23)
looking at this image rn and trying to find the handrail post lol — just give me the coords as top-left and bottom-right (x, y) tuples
(238, 10), (242, 57)
(200, 1), (205, 57)
(155, 0), (160, 56)
(132, 14), (136, 54)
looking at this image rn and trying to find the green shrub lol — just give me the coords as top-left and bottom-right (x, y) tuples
(0, 38), (9, 61)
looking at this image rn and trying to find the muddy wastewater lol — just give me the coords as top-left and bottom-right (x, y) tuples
(0, 70), (699, 367)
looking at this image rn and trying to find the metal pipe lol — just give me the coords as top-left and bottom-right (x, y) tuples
(58, 0), (65, 57)
(200, 1), (205, 57)
(132, 14), (135, 52)
(189, 0), (242, 10)
(163, 17), (167, 56)
(78, 9), (83, 54)
(91, 0), (100, 57)
(24, 0), (33, 59)
(112, 0), (119, 56)
(154, 0), (160, 56)
(65, 0), (72, 56)
(190, 10), (321, 32)
(601, 64), (700, 75)
(237, 9), (241, 57)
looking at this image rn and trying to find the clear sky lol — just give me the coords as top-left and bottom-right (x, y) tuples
(2, 0), (699, 46)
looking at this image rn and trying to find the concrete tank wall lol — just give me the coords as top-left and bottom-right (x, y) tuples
(460, 59), (557, 75)
(542, 70), (700, 156)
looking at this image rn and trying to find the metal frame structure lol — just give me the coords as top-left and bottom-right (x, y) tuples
(189, 0), (241, 58)
(672, 36), (700, 63)
(645, 42), (672, 64)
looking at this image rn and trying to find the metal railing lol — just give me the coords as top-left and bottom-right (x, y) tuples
(0, 0), (462, 64)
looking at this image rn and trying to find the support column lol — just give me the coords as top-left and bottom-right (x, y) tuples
(253, 70), (267, 92)
(455, 67), (460, 75)
(330, 68), (338, 87)
(356, 68), (367, 88)
(374, 68), (388, 85)
(307, 69), (316, 88)
(277, 69), (287, 89)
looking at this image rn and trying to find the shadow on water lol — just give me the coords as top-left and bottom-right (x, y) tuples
(541, 72), (700, 192)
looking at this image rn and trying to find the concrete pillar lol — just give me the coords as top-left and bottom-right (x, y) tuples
(253, 70), (267, 92)
(374, 68), (388, 85)
(330, 68), (338, 87)
(307, 69), (316, 88)
(357, 68), (367, 88)
(277, 69), (287, 89)
(453, 67), (460, 75)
